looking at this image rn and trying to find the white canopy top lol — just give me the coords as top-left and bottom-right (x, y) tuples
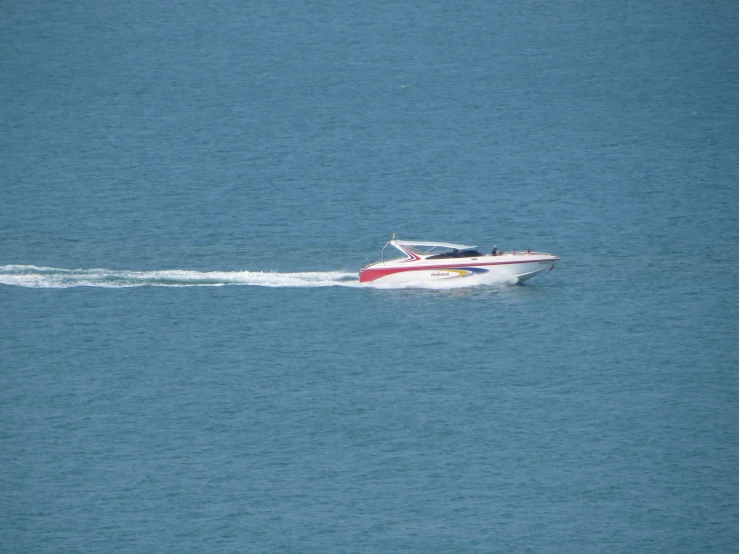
(391, 240), (478, 250)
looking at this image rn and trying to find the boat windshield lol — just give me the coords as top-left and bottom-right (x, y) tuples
(383, 241), (481, 261)
(426, 248), (482, 260)
(401, 245), (441, 256)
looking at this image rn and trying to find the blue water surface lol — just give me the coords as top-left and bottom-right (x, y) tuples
(2, 0), (738, 552)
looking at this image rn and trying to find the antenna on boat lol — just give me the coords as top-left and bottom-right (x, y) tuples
(392, 232), (395, 240)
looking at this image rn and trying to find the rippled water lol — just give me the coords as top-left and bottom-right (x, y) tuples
(2, 0), (738, 552)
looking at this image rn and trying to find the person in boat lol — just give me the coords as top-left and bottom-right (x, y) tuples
(452, 248), (460, 257)
(491, 245), (498, 256)
(526, 249), (531, 255)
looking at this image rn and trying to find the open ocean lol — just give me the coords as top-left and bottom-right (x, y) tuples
(2, 0), (738, 552)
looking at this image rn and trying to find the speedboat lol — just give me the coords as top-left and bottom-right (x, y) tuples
(359, 239), (559, 285)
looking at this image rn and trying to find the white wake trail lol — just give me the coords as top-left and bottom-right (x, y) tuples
(0, 265), (361, 289)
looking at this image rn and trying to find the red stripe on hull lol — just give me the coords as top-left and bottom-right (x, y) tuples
(359, 258), (558, 283)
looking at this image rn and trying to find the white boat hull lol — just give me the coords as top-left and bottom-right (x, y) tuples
(360, 256), (557, 285)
